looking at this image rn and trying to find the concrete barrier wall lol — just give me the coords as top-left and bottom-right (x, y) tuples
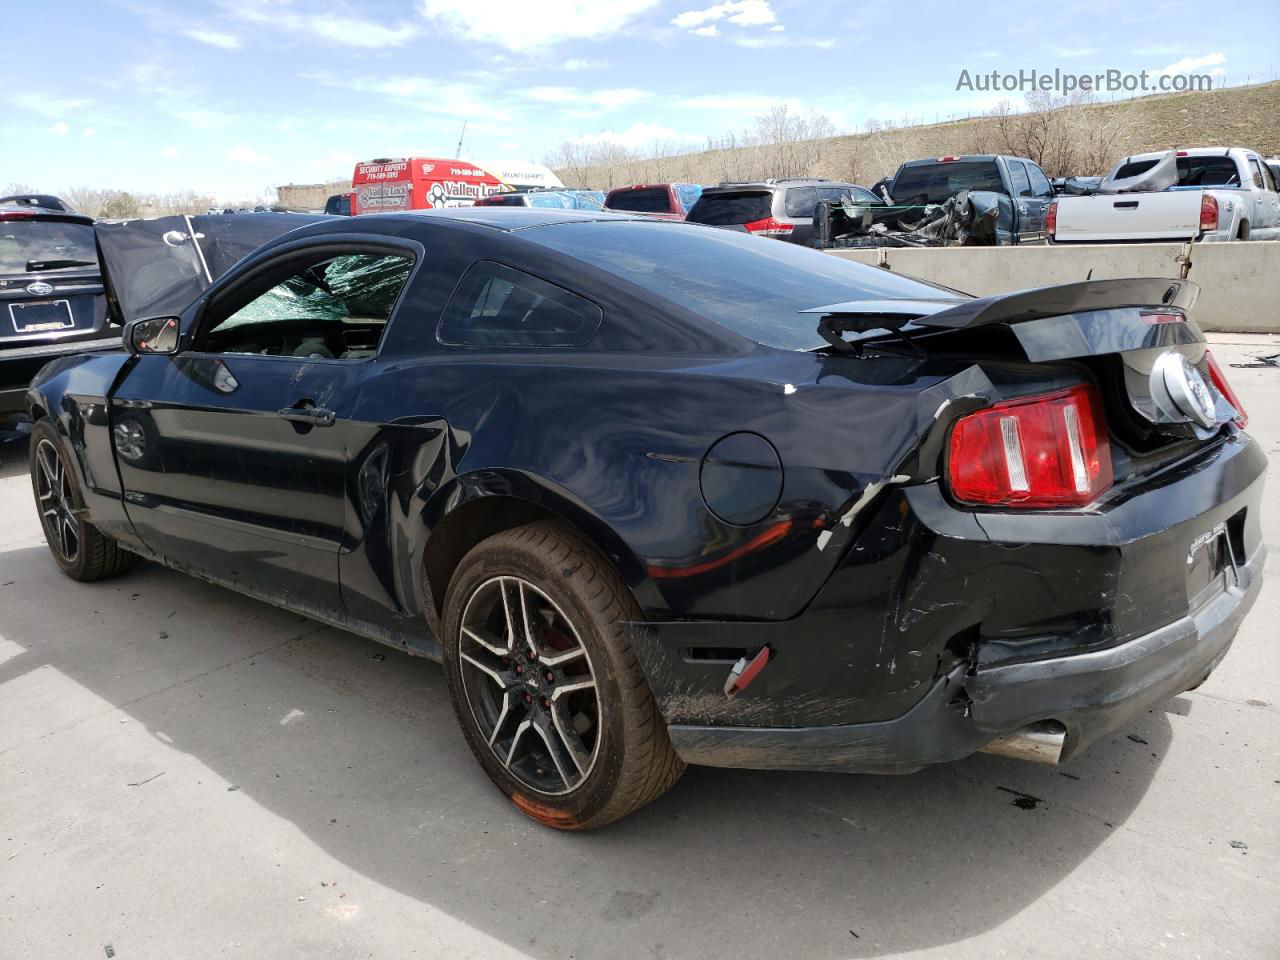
(825, 241), (1280, 333)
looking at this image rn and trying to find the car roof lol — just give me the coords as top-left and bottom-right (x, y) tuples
(700, 179), (863, 194)
(358, 207), (650, 231)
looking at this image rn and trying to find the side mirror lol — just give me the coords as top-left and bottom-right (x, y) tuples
(124, 316), (182, 356)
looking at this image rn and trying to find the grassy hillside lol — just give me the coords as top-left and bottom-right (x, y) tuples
(559, 81), (1280, 190)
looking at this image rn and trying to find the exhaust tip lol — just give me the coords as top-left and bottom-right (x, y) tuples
(979, 721), (1067, 765)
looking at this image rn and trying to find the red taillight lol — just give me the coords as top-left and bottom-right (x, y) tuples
(1046, 199), (1057, 238)
(938, 156), (960, 162)
(743, 216), (794, 236)
(0, 210), (37, 220)
(1176, 150), (1188, 157)
(1199, 193), (1218, 231)
(1204, 350), (1247, 428)
(948, 384), (1113, 508)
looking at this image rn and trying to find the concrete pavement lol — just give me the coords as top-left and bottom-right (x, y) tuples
(1, 337), (1277, 959)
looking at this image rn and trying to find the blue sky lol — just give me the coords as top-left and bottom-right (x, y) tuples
(1, 0), (1276, 199)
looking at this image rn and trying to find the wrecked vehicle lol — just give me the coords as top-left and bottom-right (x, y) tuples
(1050, 148), (1280, 243)
(26, 208), (1265, 828)
(686, 178), (881, 245)
(817, 155), (1055, 247)
(1, 198), (118, 441)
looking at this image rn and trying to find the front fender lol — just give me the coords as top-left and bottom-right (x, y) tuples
(24, 351), (138, 543)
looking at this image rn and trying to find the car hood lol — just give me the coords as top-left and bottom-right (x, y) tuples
(95, 213), (328, 324)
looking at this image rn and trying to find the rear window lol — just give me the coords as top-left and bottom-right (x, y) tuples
(0, 219), (97, 276)
(1112, 155), (1242, 187)
(480, 193), (528, 206)
(686, 190), (773, 225)
(891, 161), (1005, 204)
(528, 221), (960, 351)
(438, 261), (602, 348)
(606, 187), (672, 214)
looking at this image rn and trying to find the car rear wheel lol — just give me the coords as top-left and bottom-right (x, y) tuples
(441, 521), (683, 829)
(29, 419), (138, 582)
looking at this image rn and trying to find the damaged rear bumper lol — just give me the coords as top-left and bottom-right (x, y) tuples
(667, 543), (1263, 773)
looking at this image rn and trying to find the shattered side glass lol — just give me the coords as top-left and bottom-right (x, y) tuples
(223, 254), (413, 328)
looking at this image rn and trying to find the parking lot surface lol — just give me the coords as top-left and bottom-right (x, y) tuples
(1, 337), (1277, 960)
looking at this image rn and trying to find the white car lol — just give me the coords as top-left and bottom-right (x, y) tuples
(1049, 147), (1280, 243)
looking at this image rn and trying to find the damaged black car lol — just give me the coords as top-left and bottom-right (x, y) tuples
(25, 209), (1265, 829)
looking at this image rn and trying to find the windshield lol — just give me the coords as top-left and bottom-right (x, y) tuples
(529, 220), (964, 350)
(890, 161), (1004, 204)
(0, 219), (98, 276)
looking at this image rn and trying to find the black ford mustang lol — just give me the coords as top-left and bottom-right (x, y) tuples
(25, 208), (1265, 829)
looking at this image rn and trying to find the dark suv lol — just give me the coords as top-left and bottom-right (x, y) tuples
(1, 198), (118, 436)
(686, 178), (882, 245)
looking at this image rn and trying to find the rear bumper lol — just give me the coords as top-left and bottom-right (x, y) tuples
(669, 542), (1263, 772)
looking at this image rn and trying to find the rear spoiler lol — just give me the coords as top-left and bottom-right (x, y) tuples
(808, 278), (1203, 359)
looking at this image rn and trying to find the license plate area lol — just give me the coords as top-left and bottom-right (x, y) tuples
(10, 299), (74, 333)
(1186, 508), (1246, 609)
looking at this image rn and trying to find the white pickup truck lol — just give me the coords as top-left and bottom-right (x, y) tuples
(1049, 147), (1280, 243)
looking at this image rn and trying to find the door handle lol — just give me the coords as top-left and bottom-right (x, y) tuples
(278, 405), (336, 426)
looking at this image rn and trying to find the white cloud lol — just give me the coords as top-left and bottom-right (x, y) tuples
(226, 0), (418, 47)
(562, 58), (609, 70)
(305, 72), (504, 119)
(692, 24), (719, 36)
(1156, 51), (1225, 75)
(171, 108), (237, 130)
(1058, 46), (1100, 58)
(162, 146), (180, 158)
(325, 150), (357, 166)
(82, 127), (96, 137)
(671, 0), (776, 29)
(51, 121), (70, 135)
(526, 86), (651, 110)
(417, 0), (659, 51)
(733, 33), (834, 48)
(183, 27), (241, 49)
(575, 123), (697, 148)
(677, 93), (782, 111)
(228, 146), (271, 164)
(1135, 43), (1182, 56)
(768, 23), (783, 31)
(11, 94), (92, 118)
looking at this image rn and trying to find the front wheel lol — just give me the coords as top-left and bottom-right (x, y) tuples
(441, 522), (683, 829)
(29, 419), (138, 581)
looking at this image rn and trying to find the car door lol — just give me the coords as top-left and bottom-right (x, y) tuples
(1006, 160), (1042, 243)
(110, 243), (417, 612)
(1247, 158), (1280, 239)
(1024, 162), (1055, 242)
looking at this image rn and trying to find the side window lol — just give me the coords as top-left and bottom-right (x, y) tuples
(200, 251), (413, 360)
(1008, 161), (1033, 198)
(783, 186), (818, 218)
(1026, 163), (1054, 197)
(1248, 159), (1267, 190)
(438, 261), (602, 348)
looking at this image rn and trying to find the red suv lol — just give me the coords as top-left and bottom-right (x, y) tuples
(603, 183), (704, 220)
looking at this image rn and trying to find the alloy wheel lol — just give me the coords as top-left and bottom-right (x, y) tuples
(458, 576), (601, 796)
(35, 438), (80, 563)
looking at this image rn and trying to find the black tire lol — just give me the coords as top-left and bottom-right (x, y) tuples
(441, 521), (683, 830)
(29, 419), (138, 582)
